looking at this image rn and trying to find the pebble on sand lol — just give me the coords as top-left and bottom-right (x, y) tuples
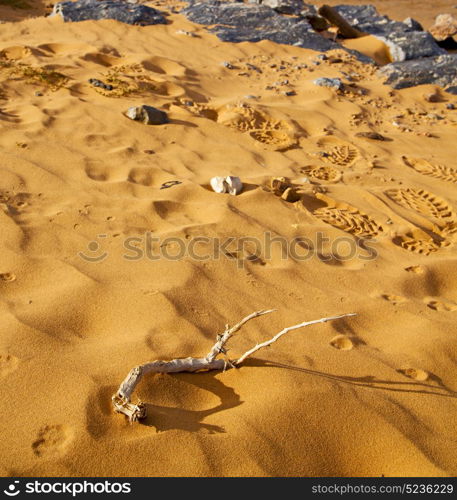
(125, 105), (168, 125)
(313, 77), (344, 91)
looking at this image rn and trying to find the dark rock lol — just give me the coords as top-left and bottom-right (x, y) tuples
(125, 105), (168, 125)
(306, 14), (330, 31)
(379, 55), (457, 89)
(313, 77), (344, 90)
(382, 31), (446, 62)
(160, 180), (182, 189)
(447, 103), (455, 109)
(50, 0), (167, 25)
(423, 90), (441, 103)
(261, 0), (307, 15)
(181, 1), (359, 55)
(333, 4), (444, 61)
(89, 78), (113, 90)
(403, 17), (423, 31)
(446, 86), (457, 95)
(355, 132), (388, 141)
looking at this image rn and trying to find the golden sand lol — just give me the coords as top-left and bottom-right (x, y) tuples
(0, 0), (456, 477)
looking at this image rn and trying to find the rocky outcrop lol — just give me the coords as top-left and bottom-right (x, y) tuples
(332, 4), (445, 61)
(181, 1), (373, 58)
(379, 54), (457, 90)
(50, 0), (167, 25)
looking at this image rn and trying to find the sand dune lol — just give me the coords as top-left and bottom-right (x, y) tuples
(0, 1), (456, 477)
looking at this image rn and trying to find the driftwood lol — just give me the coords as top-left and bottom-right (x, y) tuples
(318, 5), (366, 39)
(112, 310), (356, 422)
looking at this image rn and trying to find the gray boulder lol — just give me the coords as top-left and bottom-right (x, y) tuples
(379, 54), (457, 89)
(50, 0), (167, 25)
(125, 105), (168, 125)
(403, 17), (424, 32)
(181, 1), (371, 58)
(261, 0), (308, 15)
(332, 4), (444, 61)
(313, 77), (344, 90)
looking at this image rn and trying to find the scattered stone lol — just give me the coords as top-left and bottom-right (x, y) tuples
(51, 0), (167, 25)
(281, 187), (301, 202)
(355, 132), (388, 141)
(379, 54), (457, 89)
(446, 86), (457, 95)
(221, 61), (234, 69)
(210, 176), (243, 195)
(313, 77), (344, 91)
(283, 90), (296, 96)
(270, 176), (290, 194)
(125, 105), (168, 125)
(89, 78), (113, 91)
(175, 29), (197, 37)
(423, 90), (441, 103)
(160, 181), (182, 189)
(446, 103), (455, 109)
(34, 91), (43, 97)
(427, 113), (443, 120)
(246, 63), (262, 73)
(429, 13), (457, 41)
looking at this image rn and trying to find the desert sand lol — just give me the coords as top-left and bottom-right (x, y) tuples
(0, 0), (457, 477)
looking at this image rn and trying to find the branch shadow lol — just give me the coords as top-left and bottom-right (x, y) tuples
(243, 358), (457, 398)
(140, 371), (243, 433)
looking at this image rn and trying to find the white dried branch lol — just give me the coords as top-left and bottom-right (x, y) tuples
(112, 310), (356, 422)
(234, 313), (357, 365)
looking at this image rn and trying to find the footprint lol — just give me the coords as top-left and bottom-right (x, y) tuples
(32, 425), (74, 458)
(85, 165), (110, 182)
(216, 104), (296, 151)
(249, 129), (296, 151)
(399, 368), (429, 382)
(97, 62), (186, 98)
(385, 188), (456, 221)
(127, 167), (154, 186)
(300, 165), (342, 183)
(312, 196), (383, 239)
(426, 299), (457, 312)
(393, 228), (446, 255)
(0, 45), (32, 60)
(381, 294), (407, 305)
(317, 137), (359, 167)
(402, 156), (457, 184)
(0, 354), (19, 378)
(329, 335), (353, 350)
(0, 272), (16, 282)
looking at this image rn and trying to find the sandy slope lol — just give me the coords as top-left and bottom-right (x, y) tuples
(0, 3), (456, 477)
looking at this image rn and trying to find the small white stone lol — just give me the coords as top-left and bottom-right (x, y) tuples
(210, 176), (243, 195)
